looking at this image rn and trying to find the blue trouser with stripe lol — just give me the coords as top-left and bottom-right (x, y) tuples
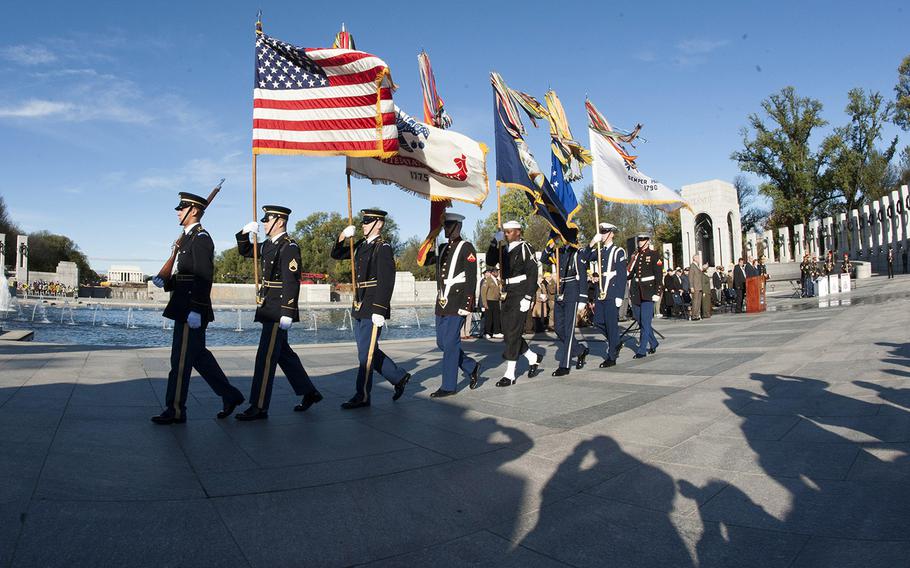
(631, 301), (659, 355)
(554, 299), (585, 368)
(435, 315), (477, 391)
(592, 299), (620, 361)
(165, 322), (243, 419)
(354, 317), (406, 402)
(249, 321), (318, 410)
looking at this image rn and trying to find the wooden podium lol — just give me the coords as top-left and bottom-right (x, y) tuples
(745, 276), (766, 313)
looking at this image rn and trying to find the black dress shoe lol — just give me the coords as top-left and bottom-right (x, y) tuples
(151, 412), (186, 425)
(217, 398), (243, 419)
(633, 353), (647, 359)
(599, 359), (616, 368)
(495, 377), (514, 387)
(294, 391), (324, 412)
(393, 373), (411, 401)
(552, 367), (570, 377)
(648, 347), (658, 355)
(576, 347), (589, 370)
(235, 406), (268, 421)
(430, 388), (457, 398)
(341, 397), (370, 410)
(469, 363), (480, 390)
(527, 364), (542, 378)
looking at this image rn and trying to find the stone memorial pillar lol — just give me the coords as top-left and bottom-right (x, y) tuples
(871, 200), (883, 269)
(849, 209), (861, 257)
(890, 189), (902, 259)
(821, 216), (834, 254)
(861, 204), (872, 257)
(882, 195), (893, 251)
(777, 227), (790, 263)
(836, 213), (848, 256)
(15, 235), (28, 284)
(0, 233), (5, 274)
(793, 223), (805, 260)
(662, 243), (674, 268)
(900, 185), (910, 273)
(762, 233), (775, 262)
(745, 231), (758, 261)
(808, 219), (820, 257)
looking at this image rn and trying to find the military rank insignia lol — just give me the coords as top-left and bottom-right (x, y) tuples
(466, 253), (476, 263)
(289, 259), (298, 272)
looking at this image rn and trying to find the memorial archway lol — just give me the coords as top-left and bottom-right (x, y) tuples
(727, 212), (736, 262)
(694, 213), (715, 266)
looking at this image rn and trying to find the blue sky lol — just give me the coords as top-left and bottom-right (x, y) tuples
(1, 0), (907, 274)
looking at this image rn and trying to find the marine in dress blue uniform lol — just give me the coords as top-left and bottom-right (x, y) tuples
(151, 192), (244, 425)
(485, 220), (543, 387)
(331, 209), (410, 409)
(628, 234), (663, 358)
(543, 241), (590, 376)
(233, 206), (323, 421)
(423, 213), (481, 397)
(587, 223), (628, 368)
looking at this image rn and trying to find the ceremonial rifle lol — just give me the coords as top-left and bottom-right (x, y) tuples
(156, 178), (225, 280)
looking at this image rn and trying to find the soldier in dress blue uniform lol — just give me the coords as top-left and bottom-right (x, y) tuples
(485, 220), (543, 387)
(587, 222), (628, 368)
(627, 234), (663, 359)
(151, 192), (245, 424)
(423, 212), (481, 397)
(543, 238), (590, 376)
(233, 205), (323, 421)
(331, 209), (410, 409)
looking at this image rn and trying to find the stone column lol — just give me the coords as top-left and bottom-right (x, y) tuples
(0, 233), (5, 274)
(836, 213), (848, 256)
(662, 243), (674, 269)
(871, 201), (883, 269)
(849, 209), (861, 257)
(793, 223), (805, 260)
(807, 219), (819, 257)
(15, 235), (28, 284)
(762, 232), (775, 262)
(777, 227), (790, 262)
(901, 185), (910, 273)
(890, 189), (902, 258)
(745, 231), (758, 261)
(882, 195), (893, 251)
(861, 204), (872, 257)
(821, 216), (833, 254)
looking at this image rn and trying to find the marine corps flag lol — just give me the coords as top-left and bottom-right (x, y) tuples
(587, 99), (688, 211)
(492, 73), (577, 245)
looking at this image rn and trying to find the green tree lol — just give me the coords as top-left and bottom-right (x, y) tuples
(825, 88), (898, 209)
(396, 236), (435, 280)
(731, 86), (837, 227)
(27, 230), (99, 283)
(574, 185), (650, 248)
(733, 175), (768, 232)
(894, 54), (910, 131)
(0, 196), (21, 269)
(214, 247), (254, 283)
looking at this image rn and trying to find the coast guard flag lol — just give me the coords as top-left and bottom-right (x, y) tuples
(252, 33), (398, 157)
(346, 107), (489, 206)
(494, 85), (577, 244)
(589, 127), (688, 211)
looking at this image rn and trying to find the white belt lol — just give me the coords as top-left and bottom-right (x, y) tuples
(505, 275), (527, 285)
(439, 272), (467, 302)
(560, 276), (578, 282)
(638, 275), (655, 282)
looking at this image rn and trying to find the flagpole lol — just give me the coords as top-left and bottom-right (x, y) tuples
(346, 172), (358, 306)
(497, 183), (503, 273)
(252, 154), (260, 295)
(594, 196), (604, 299)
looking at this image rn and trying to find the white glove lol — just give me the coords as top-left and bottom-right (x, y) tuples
(342, 225), (356, 238)
(279, 316), (292, 330)
(651, 294), (661, 302)
(577, 303), (586, 314)
(371, 313), (385, 327)
(589, 233), (603, 246)
(242, 221), (260, 235)
(457, 309), (471, 316)
(493, 231), (505, 242)
(519, 298), (531, 312)
(187, 311), (202, 329)
(152, 276), (164, 288)
(615, 298), (623, 308)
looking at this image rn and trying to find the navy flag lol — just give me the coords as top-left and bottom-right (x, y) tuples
(493, 88), (578, 246)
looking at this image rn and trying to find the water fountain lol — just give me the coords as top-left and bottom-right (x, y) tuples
(337, 309), (353, 331)
(125, 307), (138, 329)
(60, 301), (76, 325)
(304, 312), (318, 332)
(0, 272), (11, 314)
(31, 302), (51, 324)
(233, 309), (243, 332)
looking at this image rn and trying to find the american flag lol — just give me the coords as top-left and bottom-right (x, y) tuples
(253, 33), (398, 157)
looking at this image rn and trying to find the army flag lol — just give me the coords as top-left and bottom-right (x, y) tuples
(493, 73), (577, 245)
(587, 99), (687, 211)
(346, 106), (489, 205)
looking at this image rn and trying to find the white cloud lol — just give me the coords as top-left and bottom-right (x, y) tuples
(1, 44), (57, 65)
(0, 99), (73, 118)
(677, 39), (729, 55)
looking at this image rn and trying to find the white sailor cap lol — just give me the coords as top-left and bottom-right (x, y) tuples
(598, 222), (618, 232)
(502, 220), (522, 230)
(444, 212), (465, 223)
